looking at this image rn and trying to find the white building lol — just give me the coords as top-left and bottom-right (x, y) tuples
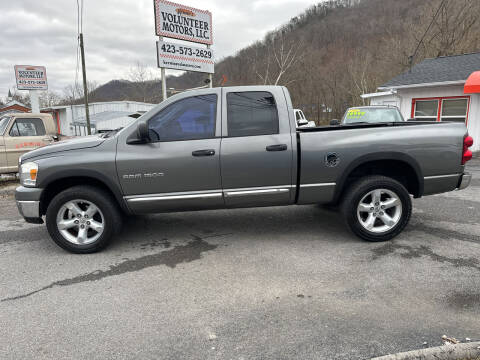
(42, 101), (155, 136)
(362, 52), (480, 152)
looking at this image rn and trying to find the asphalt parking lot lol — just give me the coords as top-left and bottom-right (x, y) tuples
(1, 159), (479, 360)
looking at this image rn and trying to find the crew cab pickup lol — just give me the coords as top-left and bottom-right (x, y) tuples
(0, 113), (60, 174)
(15, 86), (474, 253)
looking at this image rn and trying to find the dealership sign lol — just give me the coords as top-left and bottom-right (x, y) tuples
(14, 65), (48, 90)
(154, 0), (212, 45)
(157, 40), (214, 73)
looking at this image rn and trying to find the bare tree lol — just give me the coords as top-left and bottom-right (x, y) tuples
(62, 81), (98, 105)
(426, 0), (480, 56)
(7, 89), (31, 107)
(39, 90), (62, 108)
(253, 32), (304, 86)
(126, 61), (159, 102)
(346, 50), (379, 105)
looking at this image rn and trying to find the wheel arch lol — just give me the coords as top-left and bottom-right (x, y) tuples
(333, 152), (424, 203)
(39, 170), (129, 216)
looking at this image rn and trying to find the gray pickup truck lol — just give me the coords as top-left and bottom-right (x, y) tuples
(15, 86), (473, 253)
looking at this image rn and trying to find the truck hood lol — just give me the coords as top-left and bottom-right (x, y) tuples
(21, 135), (105, 161)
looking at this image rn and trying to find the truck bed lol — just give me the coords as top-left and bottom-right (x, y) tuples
(295, 121), (467, 205)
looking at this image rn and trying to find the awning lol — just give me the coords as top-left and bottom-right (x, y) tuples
(464, 71), (480, 94)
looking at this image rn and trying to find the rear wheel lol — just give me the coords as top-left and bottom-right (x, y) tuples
(341, 175), (412, 242)
(46, 186), (122, 253)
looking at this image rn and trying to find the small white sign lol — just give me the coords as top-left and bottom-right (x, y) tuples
(154, 0), (212, 45)
(14, 65), (48, 90)
(157, 40), (214, 74)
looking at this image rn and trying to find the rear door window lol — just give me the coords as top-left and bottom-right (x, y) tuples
(227, 91), (279, 137)
(9, 118), (46, 137)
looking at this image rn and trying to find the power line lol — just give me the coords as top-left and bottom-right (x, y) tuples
(409, 0), (446, 71)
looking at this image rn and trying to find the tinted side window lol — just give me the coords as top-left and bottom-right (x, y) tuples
(9, 118), (46, 137)
(148, 94), (217, 142)
(227, 92), (279, 137)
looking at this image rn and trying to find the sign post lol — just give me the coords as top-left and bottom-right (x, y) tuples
(30, 91), (40, 113)
(159, 36), (168, 101)
(14, 65), (48, 113)
(154, 0), (213, 99)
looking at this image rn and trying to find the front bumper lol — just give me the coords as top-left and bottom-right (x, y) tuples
(15, 186), (44, 224)
(457, 172), (472, 190)
(16, 200), (42, 219)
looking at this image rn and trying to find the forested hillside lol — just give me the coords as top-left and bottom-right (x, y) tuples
(77, 0), (480, 124)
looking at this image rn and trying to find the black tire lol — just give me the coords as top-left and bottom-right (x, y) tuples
(46, 185), (122, 253)
(341, 175), (412, 242)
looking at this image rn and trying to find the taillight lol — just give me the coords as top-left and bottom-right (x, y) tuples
(462, 135), (474, 165)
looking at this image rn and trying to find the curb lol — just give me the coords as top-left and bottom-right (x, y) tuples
(372, 341), (480, 360)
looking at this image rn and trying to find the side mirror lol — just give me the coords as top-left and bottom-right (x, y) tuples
(298, 119), (308, 126)
(330, 119), (340, 126)
(137, 120), (149, 141)
(127, 120), (150, 144)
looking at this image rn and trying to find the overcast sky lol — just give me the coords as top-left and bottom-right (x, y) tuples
(0, 0), (318, 96)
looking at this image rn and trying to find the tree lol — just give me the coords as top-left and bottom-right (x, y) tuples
(39, 90), (61, 108)
(425, 0), (480, 57)
(7, 89), (31, 107)
(62, 81), (98, 105)
(253, 32), (304, 86)
(126, 62), (159, 102)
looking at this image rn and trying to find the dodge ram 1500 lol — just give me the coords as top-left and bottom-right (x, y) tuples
(15, 86), (473, 253)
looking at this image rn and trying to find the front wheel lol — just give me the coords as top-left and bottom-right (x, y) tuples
(341, 175), (412, 242)
(46, 186), (122, 253)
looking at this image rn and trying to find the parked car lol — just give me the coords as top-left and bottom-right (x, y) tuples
(0, 113), (63, 174)
(15, 86), (473, 253)
(334, 105), (405, 125)
(294, 109), (316, 127)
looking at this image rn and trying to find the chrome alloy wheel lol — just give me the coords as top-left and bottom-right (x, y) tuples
(56, 199), (105, 245)
(356, 189), (402, 233)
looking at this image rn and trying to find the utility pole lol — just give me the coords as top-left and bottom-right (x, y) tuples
(79, 33), (91, 135)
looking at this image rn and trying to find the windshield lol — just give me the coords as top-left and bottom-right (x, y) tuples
(343, 108), (403, 124)
(0, 116), (11, 135)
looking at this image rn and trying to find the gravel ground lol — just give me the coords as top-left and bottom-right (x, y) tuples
(0, 159), (479, 360)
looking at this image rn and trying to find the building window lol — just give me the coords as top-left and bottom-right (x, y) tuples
(441, 98), (468, 123)
(412, 97), (469, 123)
(414, 100), (438, 121)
